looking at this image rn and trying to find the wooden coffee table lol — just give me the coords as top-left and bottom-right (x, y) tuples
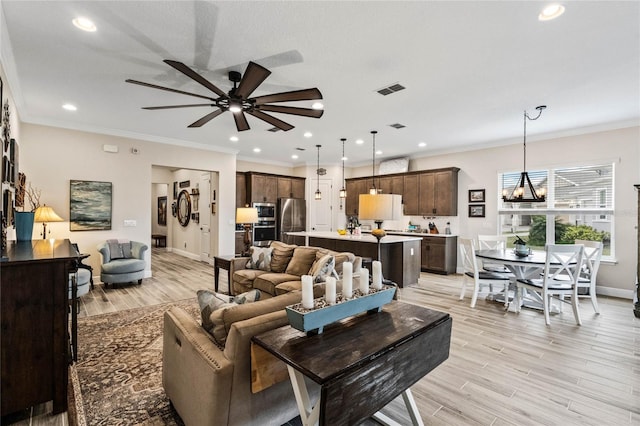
(252, 301), (452, 425)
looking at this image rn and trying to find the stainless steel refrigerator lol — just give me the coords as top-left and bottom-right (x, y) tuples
(277, 198), (306, 245)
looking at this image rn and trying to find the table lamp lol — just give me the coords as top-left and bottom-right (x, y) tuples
(34, 205), (64, 239)
(236, 206), (258, 256)
(359, 193), (394, 260)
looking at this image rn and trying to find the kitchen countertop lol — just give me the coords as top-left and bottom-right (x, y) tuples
(286, 231), (422, 243)
(363, 230), (457, 238)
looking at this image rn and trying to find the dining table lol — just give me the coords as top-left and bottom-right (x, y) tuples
(475, 248), (575, 312)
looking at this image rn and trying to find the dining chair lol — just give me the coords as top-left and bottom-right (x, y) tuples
(515, 244), (585, 326)
(459, 238), (512, 308)
(571, 240), (603, 314)
(476, 234), (510, 272)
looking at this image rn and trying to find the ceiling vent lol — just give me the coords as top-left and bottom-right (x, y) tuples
(376, 83), (405, 96)
(267, 127), (281, 132)
(295, 147), (306, 151)
(389, 123), (406, 129)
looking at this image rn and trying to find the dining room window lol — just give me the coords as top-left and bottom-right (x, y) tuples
(498, 163), (614, 260)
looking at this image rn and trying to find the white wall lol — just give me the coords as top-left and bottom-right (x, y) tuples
(18, 123), (236, 277)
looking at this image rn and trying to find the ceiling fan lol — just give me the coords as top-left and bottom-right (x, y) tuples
(126, 59), (324, 132)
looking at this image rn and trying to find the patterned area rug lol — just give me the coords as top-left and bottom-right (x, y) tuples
(74, 299), (200, 425)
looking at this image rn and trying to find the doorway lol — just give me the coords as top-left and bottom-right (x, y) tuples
(310, 179), (333, 231)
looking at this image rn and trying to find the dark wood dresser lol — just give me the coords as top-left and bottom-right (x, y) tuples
(1, 239), (77, 417)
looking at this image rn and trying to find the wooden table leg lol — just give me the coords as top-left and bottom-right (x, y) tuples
(372, 389), (424, 426)
(287, 366), (320, 426)
(214, 264), (220, 293)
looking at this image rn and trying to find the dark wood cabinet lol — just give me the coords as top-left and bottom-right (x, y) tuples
(420, 236), (457, 274)
(378, 176), (403, 195)
(1, 239), (77, 417)
(242, 172), (305, 205)
(291, 178), (305, 199)
(345, 179), (369, 216)
(236, 172), (247, 208)
(403, 174), (420, 216)
(248, 173), (278, 204)
(419, 169), (459, 216)
(277, 176), (306, 199)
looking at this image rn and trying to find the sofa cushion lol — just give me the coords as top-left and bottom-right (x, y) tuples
(269, 241), (297, 273)
(245, 246), (272, 271)
(309, 254), (335, 283)
(234, 288), (262, 304)
(253, 273), (301, 296)
(285, 247), (319, 276)
(275, 280), (303, 295)
(101, 258), (145, 274)
(233, 269), (268, 287)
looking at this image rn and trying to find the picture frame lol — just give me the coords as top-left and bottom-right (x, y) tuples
(173, 182), (178, 200)
(468, 204), (485, 218)
(468, 189), (485, 203)
(157, 196), (167, 226)
(70, 180), (112, 231)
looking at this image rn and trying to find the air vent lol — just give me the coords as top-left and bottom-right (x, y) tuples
(267, 127), (281, 132)
(376, 82), (405, 96)
(389, 123), (406, 129)
(296, 147), (306, 151)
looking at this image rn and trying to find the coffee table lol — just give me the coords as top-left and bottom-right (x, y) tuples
(252, 301), (452, 425)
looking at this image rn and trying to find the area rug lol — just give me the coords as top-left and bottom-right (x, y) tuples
(73, 299), (200, 425)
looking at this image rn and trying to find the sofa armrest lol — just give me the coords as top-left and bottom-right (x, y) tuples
(231, 257), (249, 274)
(131, 241), (148, 259)
(163, 307), (234, 426)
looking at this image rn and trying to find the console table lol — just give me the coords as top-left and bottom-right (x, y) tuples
(1, 239), (77, 418)
(252, 301), (452, 425)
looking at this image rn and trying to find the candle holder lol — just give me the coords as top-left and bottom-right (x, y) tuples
(285, 284), (396, 335)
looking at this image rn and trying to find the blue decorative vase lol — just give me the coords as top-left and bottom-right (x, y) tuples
(15, 211), (35, 241)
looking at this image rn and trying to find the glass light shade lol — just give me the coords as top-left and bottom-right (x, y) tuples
(235, 207), (258, 224)
(358, 194), (394, 221)
(369, 187), (377, 195)
(339, 187), (347, 198)
(34, 205), (64, 223)
(315, 189), (322, 200)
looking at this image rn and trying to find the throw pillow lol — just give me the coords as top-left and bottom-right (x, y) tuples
(269, 241), (297, 273)
(234, 289), (261, 304)
(107, 239), (124, 260)
(196, 289), (235, 333)
(309, 254), (335, 283)
(245, 247), (272, 271)
(120, 242), (132, 259)
(285, 247), (318, 276)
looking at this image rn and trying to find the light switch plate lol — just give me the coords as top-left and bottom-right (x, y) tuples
(124, 220), (136, 227)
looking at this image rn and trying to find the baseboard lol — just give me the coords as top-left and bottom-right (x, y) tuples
(596, 286), (634, 300)
(169, 248), (201, 261)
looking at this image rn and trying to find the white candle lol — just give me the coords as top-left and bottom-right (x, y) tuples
(372, 261), (383, 290)
(342, 262), (353, 299)
(301, 275), (314, 309)
(359, 268), (369, 295)
(325, 276), (336, 305)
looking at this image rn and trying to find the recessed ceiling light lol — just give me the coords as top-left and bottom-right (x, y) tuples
(304, 131), (312, 138)
(229, 136), (239, 142)
(62, 103), (77, 111)
(418, 142), (427, 147)
(291, 154), (299, 159)
(539, 4), (565, 21)
(355, 139), (364, 145)
(72, 16), (97, 32)
(375, 150), (382, 155)
(253, 148), (261, 153)
(312, 102), (324, 110)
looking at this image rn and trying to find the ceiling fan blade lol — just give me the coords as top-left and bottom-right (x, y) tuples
(142, 103), (214, 110)
(233, 111), (250, 132)
(235, 61), (271, 99)
(246, 110), (294, 131)
(187, 109), (224, 128)
(256, 104), (324, 118)
(164, 59), (227, 97)
(126, 79), (217, 101)
(252, 88), (322, 105)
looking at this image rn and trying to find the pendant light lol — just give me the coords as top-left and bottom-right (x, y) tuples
(339, 138), (347, 198)
(315, 144), (322, 200)
(369, 130), (378, 195)
(502, 105), (547, 203)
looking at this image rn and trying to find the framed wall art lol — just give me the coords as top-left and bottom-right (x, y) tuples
(70, 180), (112, 231)
(158, 196), (167, 226)
(468, 204), (485, 218)
(468, 189), (485, 203)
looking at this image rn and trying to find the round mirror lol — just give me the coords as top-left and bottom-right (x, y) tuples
(177, 190), (191, 227)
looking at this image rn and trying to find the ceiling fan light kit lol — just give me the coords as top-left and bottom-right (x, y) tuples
(127, 59), (324, 132)
(502, 105), (547, 203)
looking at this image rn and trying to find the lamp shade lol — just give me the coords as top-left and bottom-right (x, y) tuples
(358, 194), (394, 221)
(235, 207), (258, 224)
(34, 205), (64, 223)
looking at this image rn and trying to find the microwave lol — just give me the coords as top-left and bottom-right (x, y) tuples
(253, 203), (276, 220)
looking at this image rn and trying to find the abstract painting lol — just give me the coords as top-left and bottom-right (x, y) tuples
(70, 180), (112, 231)
(158, 196), (167, 226)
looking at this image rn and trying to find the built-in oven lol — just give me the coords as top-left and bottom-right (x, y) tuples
(253, 220), (276, 247)
(253, 202), (276, 221)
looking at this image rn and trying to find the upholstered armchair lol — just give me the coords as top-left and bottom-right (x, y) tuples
(97, 240), (148, 286)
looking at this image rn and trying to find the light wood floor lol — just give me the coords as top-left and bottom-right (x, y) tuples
(12, 248), (640, 425)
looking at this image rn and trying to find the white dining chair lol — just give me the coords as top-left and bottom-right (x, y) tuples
(572, 240), (603, 314)
(476, 234), (510, 273)
(515, 244), (585, 326)
(459, 238), (512, 308)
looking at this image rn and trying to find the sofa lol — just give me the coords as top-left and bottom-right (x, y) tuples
(97, 240), (148, 286)
(230, 241), (362, 297)
(163, 288), (324, 426)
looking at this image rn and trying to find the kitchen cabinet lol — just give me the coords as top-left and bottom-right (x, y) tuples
(403, 174), (419, 216)
(277, 177), (306, 199)
(248, 173), (278, 204)
(421, 236), (457, 274)
(236, 172), (247, 208)
(277, 177), (292, 199)
(379, 175), (404, 195)
(345, 179), (370, 216)
(291, 178), (305, 199)
(419, 169), (459, 216)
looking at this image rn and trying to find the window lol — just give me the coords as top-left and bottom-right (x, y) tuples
(498, 163), (614, 259)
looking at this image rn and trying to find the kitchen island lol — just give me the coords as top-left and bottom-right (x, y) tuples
(286, 231), (422, 287)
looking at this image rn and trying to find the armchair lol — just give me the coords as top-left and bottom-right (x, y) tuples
(97, 240), (148, 286)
